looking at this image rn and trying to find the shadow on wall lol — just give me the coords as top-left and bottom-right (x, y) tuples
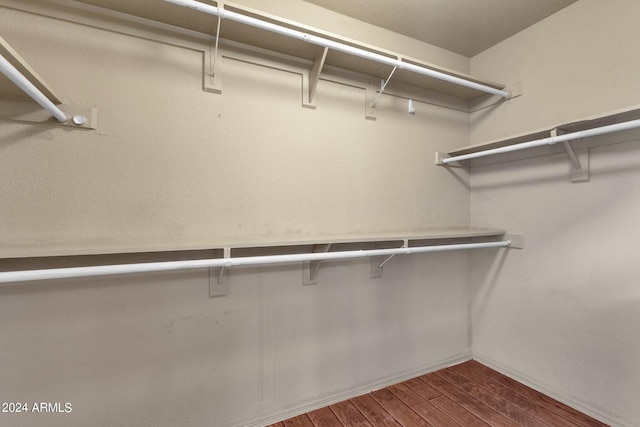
(468, 248), (510, 326)
(0, 122), (58, 148)
(442, 165), (471, 191)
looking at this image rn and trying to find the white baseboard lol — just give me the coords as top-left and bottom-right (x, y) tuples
(239, 351), (472, 427)
(473, 354), (625, 427)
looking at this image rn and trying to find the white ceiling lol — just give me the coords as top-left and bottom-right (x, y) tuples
(302, 0), (578, 57)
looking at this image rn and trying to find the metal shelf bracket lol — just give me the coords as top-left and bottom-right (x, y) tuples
(553, 128), (590, 183)
(303, 243), (332, 285)
(371, 239), (408, 279)
(303, 47), (328, 109)
(210, 247), (231, 297)
(370, 65), (398, 109)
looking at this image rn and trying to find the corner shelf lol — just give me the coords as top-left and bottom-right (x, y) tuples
(446, 105), (640, 159)
(437, 105), (640, 182)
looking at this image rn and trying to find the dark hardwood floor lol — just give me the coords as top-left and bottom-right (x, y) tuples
(268, 360), (608, 427)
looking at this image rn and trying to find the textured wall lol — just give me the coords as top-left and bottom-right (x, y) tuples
(0, 2), (471, 257)
(0, 2), (476, 426)
(470, 0), (640, 144)
(0, 250), (475, 427)
(469, 1), (640, 425)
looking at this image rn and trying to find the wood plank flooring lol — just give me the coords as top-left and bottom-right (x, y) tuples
(268, 360), (608, 427)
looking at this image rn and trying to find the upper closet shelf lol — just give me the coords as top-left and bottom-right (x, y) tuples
(75, 0), (508, 101)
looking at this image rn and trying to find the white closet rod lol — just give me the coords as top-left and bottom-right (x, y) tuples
(0, 52), (68, 122)
(162, 0), (510, 98)
(442, 118), (640, 164)
(0, 240), (510, 284)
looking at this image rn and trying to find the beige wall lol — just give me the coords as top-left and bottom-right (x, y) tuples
(3, 0), (637, 426)
(470, 1), (640, 426)
(470, 0), (640, 144)
(0, 1), (476, 426)
(0, 1), (471, 257)
(0, 251), (474, 427)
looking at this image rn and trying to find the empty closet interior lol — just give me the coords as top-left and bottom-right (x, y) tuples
(0, 0), (638, 426)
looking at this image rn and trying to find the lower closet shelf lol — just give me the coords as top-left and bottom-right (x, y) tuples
(0, 228), (512, 284)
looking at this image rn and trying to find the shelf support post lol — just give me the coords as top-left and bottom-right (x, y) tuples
(303, 47), (328, 109)
(553, 128), (590, 183)
(370, 65), (398, 109)
(210, 247), (231, 297)
(378, 239), (408, 268)
(504, 233), (524, 249)
(303, 243), (332, 285)
(204, 5), (224, 94)
(371, 239), (408, 279)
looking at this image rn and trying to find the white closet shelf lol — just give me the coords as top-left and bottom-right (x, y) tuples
(0, 228), (508, 260)
(437, 104), (640, 168)
(73, 0), (506, 100)
(214, 228), (508, 250)
(0, 229), (515, 285)
(214, 2), (507, 100)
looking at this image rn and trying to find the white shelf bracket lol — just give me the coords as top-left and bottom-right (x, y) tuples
(0, 100), (98, 129)
(212, 11), (222, 81)
(553, 128), (590, 183)
(210, 247), (231, 297)
(378, 239), (408, 268)
(435, 151), (463, 167)
(303, 47), (328, 109)
(470, 81), (523, 112)
(371, 239), (408, 279)
(303, 243), (332, 285)
(370, 65), (398, 109)
(504, 233), (524, 249)
(364, 79), (378, 121)
(204, 8), (224, 94)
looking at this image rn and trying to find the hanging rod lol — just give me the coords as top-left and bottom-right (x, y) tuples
(162, 0), (510, 99)
(0, 240), (510, 284)
(0, 52), (68, 123)
(442, 118), (640, 164)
